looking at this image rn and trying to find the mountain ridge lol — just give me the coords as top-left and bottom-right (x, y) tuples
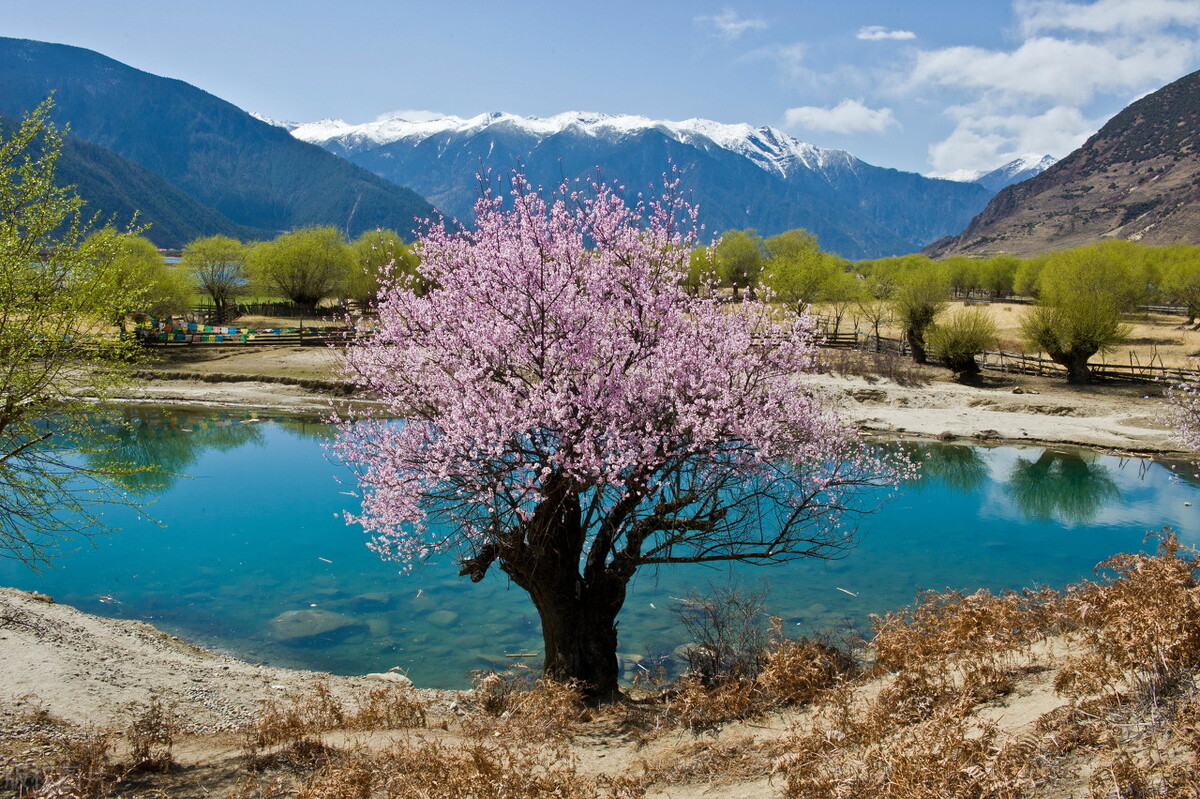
(926, 69), (1200, 257)
(0, 37), (436, 241)
(286, 111), (1005, 259)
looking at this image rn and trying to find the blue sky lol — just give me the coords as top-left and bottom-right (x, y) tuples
(4, 0), (1199, 175)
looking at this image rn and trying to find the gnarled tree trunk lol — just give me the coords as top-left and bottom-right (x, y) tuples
(529, 580), (624, 701)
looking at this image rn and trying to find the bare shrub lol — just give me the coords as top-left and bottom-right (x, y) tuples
(125, 695), (179, 772)
(820, 347), (931, 386)
(1058, 530), (1200, 703)
(672, 584), (769, 683)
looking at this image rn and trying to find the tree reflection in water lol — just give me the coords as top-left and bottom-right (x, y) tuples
(84, 408), (268, 494)
(900, 442), (992, 495)
(1005, 449), (1120, 523)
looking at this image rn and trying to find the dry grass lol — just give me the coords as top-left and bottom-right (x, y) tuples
(770, 530), (1200, 799)
(465, 669), (590, 743)
(242, 679), (425, 760)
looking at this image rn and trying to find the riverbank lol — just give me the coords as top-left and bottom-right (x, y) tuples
(4, 540), (1198, 798)
(120, 345), (1186, 456)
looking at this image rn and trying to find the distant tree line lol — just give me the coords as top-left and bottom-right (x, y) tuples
(97, 225), (424, 324)
(694, 230), (1200, 385)
(123, 218), (1200, 385)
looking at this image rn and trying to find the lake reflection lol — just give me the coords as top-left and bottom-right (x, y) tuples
(1, 409), (1195, 688)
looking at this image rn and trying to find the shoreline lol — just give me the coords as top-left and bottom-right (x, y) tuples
(112, 363), (1189, 458)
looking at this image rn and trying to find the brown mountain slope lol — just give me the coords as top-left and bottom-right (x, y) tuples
(926, 69), (1200, 257)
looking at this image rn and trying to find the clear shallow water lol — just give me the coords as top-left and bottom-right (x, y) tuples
(2, 407), (1197, 688)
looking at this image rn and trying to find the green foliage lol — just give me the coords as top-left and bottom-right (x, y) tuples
(939, 256), (980, 298)
(892, 270), (949, 364)
(760, 228), (849, 311)
(1021, 242), (1138, 383)
(1012, 255), (1046, 297)
(182, 234), (246, 322)
(0, 99), (149, 568)
(248, 226), (354, 308)
(1160, 245), (1200, 321)
(1036, 241), (1152, 310)
(927, 307), (999, 377)
(977, 255), (1019, 298)
(682, 246), (719, 296)
(86, 230), (190, 323)
(712, 229), (765, 299)
(348, 229), (421, 306)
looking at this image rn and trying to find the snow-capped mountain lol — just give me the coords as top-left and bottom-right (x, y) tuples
(972, 155), (1058, 193)
(291, 112), (861, 179)
(283, 111), (996, 259)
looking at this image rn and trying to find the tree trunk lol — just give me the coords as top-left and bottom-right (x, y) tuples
(531, 585), (623, 702)
(494, 479), (629, 704)
(1065, 353), (1092, 384)
(908, 330), (928, 364)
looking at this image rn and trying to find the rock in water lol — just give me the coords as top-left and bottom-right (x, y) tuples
(270, 609), (363, 644)
(426, 609), (459, 628)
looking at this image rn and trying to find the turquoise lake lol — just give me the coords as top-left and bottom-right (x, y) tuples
(1, 406), (1197, 688)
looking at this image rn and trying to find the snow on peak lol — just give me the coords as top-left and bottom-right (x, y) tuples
(250, 112), (302, 130)
(289, 111), (857, 178)
(933, 153), (1057, 184)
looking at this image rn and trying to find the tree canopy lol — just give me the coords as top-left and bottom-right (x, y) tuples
(85, 230), (190, 325)
(1021, 243), (1136, 384)
(348, 228), (421, 307)
(334, 178), (903, 701)
(183, 234), (247, 322)
(248, 226), (354, 308)
(712, 229), (765, 299)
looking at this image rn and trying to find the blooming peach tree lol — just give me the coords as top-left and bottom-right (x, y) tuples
(1167, 371), (1200, 455)
(334, 177), (905, 700)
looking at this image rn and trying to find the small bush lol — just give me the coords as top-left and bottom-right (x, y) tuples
(672, 585), (769, 683)
(927, 306), (999, 377)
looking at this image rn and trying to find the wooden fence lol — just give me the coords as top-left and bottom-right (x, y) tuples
(808, 319), (1198, 386)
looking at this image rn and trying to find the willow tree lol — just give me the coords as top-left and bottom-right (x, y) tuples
(248, 226), (354, 310)
(183, 235), (246, 323)
(335, 178), (903, 701)
(1021, 243), (1138, 384)
(0, 100), (148, 567)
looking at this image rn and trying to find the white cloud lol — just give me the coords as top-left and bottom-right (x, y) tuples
(928, 105), (1098, 175)
(784, 99), (898, 134)
(695, 9), (768, 40)
(376, 109), (447, 123)
(742, 43), (815, 86)
(1018, 0), (1200, 35)
(857, 25), (917, 41)
(909, 0), (1200, 174)
(911, 36), (1194, 105)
